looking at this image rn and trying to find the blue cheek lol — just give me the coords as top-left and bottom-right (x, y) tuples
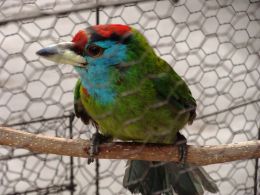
(74, 42), (127, 105)
(87, 42), (127, 66)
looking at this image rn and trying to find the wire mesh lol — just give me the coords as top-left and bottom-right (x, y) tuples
(0, 0), (260, 194)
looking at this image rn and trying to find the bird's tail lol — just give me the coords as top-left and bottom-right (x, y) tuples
(123, 160), (218, 195)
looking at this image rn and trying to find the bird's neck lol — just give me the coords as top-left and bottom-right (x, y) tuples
(76, 67), (116, 105)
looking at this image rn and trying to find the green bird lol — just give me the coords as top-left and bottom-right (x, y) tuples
(37, 24), (218, 195)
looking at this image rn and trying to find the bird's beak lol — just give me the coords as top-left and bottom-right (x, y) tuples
(36, 42), (87, 67)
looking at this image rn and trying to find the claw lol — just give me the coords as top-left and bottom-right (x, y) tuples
(175, 132), (187, 164)
(87, 132), (111, 164)
(178, 143), (187, 164)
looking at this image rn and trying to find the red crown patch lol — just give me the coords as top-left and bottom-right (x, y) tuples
(92, 24), (131, 38)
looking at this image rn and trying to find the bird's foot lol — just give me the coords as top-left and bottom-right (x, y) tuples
(88, 132), (111, 164)
(175, 132), (187, 165)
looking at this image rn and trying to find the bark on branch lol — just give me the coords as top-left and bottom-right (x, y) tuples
(0, 126), (259, 166)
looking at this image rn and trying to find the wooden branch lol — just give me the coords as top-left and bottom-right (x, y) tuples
(0, 126), (259, 166)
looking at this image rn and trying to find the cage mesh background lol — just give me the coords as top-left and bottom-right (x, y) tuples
(0, 0), (260, 194)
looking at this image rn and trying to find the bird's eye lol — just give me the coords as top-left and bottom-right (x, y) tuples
(85, 44), (104, 58)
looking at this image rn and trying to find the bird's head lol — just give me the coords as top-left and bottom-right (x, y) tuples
(36, 24), (153, 103)
(36, 24), (149, 71)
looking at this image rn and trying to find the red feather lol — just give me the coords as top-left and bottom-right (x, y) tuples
(72, 30), (88, 51)
(81, 86), (89, 97)
(92, 24), (131, 38)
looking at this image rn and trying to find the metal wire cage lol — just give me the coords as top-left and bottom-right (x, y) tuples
(0, 0), (260, 194)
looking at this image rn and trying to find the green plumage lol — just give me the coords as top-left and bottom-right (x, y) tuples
(37, 24), (218, 195)
(72, 27), (217, 195)
(74, 29), (196, 144)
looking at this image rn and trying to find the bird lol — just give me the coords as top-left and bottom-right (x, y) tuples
(36, 24), (218, 195)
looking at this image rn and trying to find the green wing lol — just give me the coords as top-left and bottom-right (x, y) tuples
(151, 59), (197, 124)
(74, 79), (97, 126)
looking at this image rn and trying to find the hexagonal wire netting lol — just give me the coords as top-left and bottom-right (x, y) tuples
(0, 0), (259, 194)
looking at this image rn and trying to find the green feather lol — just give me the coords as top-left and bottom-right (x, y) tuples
(73, 26), (217, 195)
(74, 28), (196, 143)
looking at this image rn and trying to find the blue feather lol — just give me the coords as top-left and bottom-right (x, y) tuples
(75, 40), (127, 104)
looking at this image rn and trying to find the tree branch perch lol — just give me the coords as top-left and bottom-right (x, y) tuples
(0, 126), (259, 166)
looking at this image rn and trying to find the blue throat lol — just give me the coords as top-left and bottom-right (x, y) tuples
(75, 40), (127, 105)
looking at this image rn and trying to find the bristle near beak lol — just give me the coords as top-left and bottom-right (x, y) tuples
(36, 42), (87, 67)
